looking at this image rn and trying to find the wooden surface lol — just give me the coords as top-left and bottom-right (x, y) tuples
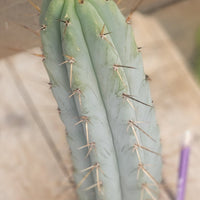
(0, 0), (191, 59)
(152, 0), (200, 62)
(133, 13), (200, 200)
(0, 53), (75, 200)
(0, 0), (41, 58)
(0, 13), (200, 200)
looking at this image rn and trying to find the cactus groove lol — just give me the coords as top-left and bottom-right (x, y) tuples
(40, 0), (162, 200)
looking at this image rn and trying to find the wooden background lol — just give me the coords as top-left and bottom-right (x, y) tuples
(1, 0), (198, 59)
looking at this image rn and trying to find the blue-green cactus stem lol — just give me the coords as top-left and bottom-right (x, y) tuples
(40, 0), (162, 200)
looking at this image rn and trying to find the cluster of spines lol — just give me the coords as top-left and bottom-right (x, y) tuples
(40, 0), (161, 200)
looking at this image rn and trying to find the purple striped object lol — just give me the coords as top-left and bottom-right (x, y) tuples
(176, 131), (191, 200)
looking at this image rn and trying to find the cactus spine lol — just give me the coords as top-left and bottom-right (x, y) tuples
(40, 0), (162, 200)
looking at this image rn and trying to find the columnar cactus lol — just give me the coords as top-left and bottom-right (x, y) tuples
(40, 0), (162, 200)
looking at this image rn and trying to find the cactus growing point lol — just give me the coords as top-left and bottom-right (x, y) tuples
(40, 0), (162, 200)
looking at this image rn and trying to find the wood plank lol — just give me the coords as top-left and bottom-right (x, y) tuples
(0, 53), (76, 200)
(133, 13), (200, 200)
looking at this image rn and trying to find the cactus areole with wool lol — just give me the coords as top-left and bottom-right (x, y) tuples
(40, 0), (162, 200)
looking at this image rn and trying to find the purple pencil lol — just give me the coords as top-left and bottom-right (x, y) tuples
(176, 131), (191, 200)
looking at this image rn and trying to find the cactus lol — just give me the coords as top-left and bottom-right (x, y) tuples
(40, 0), (162, 200)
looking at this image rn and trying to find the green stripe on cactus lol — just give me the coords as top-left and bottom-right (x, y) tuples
(40, 0), (162, 200)
(60, 1), (122, 200)
(40, 1), (95, 200)
(39, 0), (52, 24)
(87, 0), (162, 198)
